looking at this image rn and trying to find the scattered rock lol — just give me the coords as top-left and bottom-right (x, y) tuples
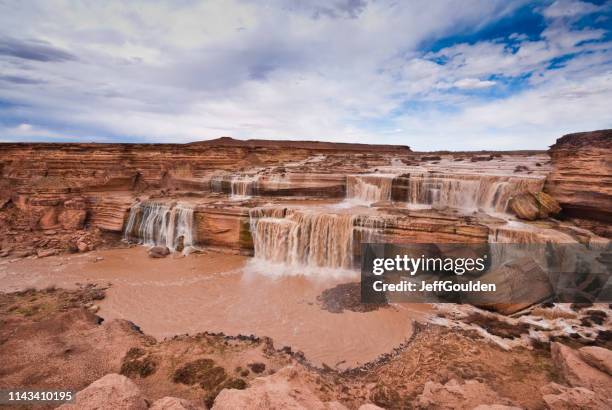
(551, 342), (612, 394)
(58, 373), (147, 410)
(150, 396), (205, 410)
(77, 240), (90, 253)
(149, 246), (170, 258)
(415, 379), (518, 410)
(579, 346), (612, 376)
(36, 249), (57, 258)
(541, 382), (611, 410)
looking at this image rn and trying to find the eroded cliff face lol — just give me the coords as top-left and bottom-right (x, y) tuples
(545, 129), (612, 237)
(0, 138), (411, 255)
(1, 132), (610, 259)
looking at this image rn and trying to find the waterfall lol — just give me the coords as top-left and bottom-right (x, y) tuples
(210, 174), (259, 198)
(346, 175), (393, 205)
(124, 202), (195, 252)
(249, 207), (357, 270)
(396, 173), (542, 213)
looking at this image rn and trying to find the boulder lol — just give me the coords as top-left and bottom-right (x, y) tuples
(551, 342), (612, 394)
(357, 405), (384, 410)
(149, 246), (170, 258)
(77, 240), (90, 253)
(212, 365), (347, 410)
(509, 192), (561, 220)
(58, 373), (147, 410)
(150, 396), (205, 410)
(415, 379), (518, 410)
(579, 346), (612, 376)
(59, 209), (87, 230)
(37, 249), (58, 258)
(541, 382), (611, 409)
(467, 256), (553, 315)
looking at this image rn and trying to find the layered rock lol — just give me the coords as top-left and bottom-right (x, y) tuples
(545, 129), (612, 236)
(509, 191), (561, 220)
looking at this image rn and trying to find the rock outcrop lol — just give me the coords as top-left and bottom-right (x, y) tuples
(551, 342), (612, 395)
(541, 382), (611, 409)
(579, 346), (612, 376)
(212, 366), (347, 410)
(58, 373), (148, 410)
(414, 379), (519, 409)
(545, 129), (612, 237)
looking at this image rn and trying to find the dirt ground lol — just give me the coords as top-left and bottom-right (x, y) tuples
(0, 286), (576, 409)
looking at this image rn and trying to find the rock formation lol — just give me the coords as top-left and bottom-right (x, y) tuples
(545, 129), (612, 237)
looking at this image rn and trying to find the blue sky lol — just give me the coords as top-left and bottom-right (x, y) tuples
(0, 0), (611, 150)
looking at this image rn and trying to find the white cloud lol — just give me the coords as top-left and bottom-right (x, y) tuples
(453, 78), (497, 89)
(0, 0), (610, 149)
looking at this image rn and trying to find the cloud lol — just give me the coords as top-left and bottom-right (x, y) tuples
(0, 0), (610, 149)
(0, 36), (75, 62)
(541, 0), (605, 19)
(453, 78), (497, 89)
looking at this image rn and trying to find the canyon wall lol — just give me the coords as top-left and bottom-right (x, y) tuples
(545, 129), (612, 237)
(0, 138), (410, 254)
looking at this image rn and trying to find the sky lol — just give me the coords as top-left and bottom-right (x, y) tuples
(0, 0), (611, 150)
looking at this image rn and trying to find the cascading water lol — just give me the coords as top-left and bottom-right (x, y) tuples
(396, 173), (543, 213)
(345, 175), (394, 205)
(247, 207), (389, 277)
(249, 207), (357, 270)
(124, 202), (195, 252)
(210, 174), (260, 198)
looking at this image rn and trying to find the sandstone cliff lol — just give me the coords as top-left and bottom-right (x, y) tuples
(545, 129), (612, 237)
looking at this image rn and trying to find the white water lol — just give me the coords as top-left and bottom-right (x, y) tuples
(210, 174), (260, 199)
(345, 174), (394, 205)
(124, 202), (195, 252)
(247, 207), (390, 277)
(249, 207), (356, 270)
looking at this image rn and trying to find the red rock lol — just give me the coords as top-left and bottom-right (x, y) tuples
(38, 207), (60, 229)
(212, 365), (347, 410)
(415, 379), (519, 409)
(541, 382), (611, 409)
(545, 129), (612, 237)
(579, 346), (612, 376)
(551, 342), (612, 394)
(59, 209), (87, 230)
(150, 396), (205, 410)
(77, 240), (90, 253)
(148, 246), (170, 258)
(509, 191), (561, 220)
(58, 373), (147, 410)
(36, 249), (57, 258)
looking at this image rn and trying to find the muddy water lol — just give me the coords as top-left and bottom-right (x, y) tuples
(0, 248), (429, 369)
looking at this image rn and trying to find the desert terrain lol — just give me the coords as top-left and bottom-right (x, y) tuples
(0, 130), (611, 409)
